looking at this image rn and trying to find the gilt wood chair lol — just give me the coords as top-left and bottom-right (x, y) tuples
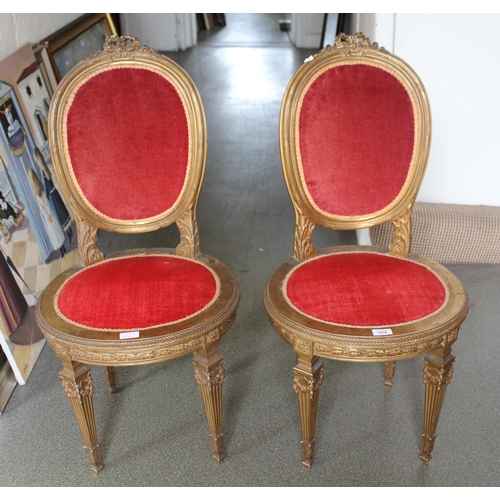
(263, 33), (469, 467)
(36, 36), (240, 473)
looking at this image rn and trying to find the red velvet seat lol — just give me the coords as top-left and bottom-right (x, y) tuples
(56, 255), (219, 331)
(36, 36), (240, 473)
(284, 252), (447, 328)
(263, 33), (469, 467)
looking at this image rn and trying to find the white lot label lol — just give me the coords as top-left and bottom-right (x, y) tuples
(372, 328), (393, 336)
(119, 331), (140, 339)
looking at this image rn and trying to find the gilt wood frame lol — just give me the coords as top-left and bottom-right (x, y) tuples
(264, 33), (469, 467)
(264, 245), (468, 363)
(36, 36), (240, 473)
(280, 33), (431, 260)
(48, 35), (207, 248)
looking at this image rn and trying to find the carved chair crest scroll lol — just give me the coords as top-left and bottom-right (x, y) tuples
(280, 32), (431, 260)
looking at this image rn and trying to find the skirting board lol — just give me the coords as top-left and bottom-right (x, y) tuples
(370, 202), (500, 264)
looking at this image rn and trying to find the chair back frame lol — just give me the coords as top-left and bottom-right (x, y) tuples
(279, 33), (432, 260)
(48, 36), (206, 265)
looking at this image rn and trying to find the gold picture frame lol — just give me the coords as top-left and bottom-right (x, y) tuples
(43, 14), (118, 82)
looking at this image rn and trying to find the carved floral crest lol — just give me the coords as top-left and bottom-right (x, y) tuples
(85, 35), (159, 63)
(313, 32), (387, 60)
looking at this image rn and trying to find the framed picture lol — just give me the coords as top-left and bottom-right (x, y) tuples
(32, 42), (58, 97)
(1, 44), (79, 388)
(43, 13), (118, 81)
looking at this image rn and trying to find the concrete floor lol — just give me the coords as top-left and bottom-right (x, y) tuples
(1, 14), (500, 488)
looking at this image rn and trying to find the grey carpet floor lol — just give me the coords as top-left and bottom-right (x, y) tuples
(1, 14), (499, 488)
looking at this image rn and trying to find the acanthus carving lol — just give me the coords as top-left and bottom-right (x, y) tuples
(60, 372), (94, 402)
(69, 338), (203, 363)
(176, 200), (201, 258)
(314, 336), (444, 359)
(293, 206), (317, 261)
(293, 366), (324, 400)
(74, 212), (103, 266)
(423, 364), (454, 388)
(389, 203), (413, 256)
(193, 362), (225, 391)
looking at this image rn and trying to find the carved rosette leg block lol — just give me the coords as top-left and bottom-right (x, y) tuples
(384, 361), (397, 387)
(420, 345), (455, 463)
(293, 353), (324, 467)
(58, 358), (103, 473)
(193, 344), (226, 462)
(103, 366), (118, 393)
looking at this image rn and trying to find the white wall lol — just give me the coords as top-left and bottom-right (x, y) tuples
(0, 13), (196, 61)
(290, 13), (324, 49)
(120, 13), (197, 52)
(355, 13), (500, 207)
(0, 13), (82, 61)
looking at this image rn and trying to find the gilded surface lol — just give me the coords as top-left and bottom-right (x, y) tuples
(84, 444), (103, 471)
(60, 371), (94, 402)
(423, 363), (454, 388)
(37, 36), (240, 472)
(280, 30), (431, 232)
(315, 32), (387, 58)
(207, 329), (220, 343)
(384, 361), (396, 386)
(176, 199), (201, 257)
(313, 337), (444, 359)
(265, 32), (469, 466)
(68, 338), (204, 364)
(74, 211), (103, 266)
(49, 35), (206, 235)
(103, 35), (141, 56)
(389, 203), (413, 256)
(193, 362), (225, 390)
(85, 35), (160, 63)
(294, 338), (310, 354)
(293, 207), (317, 261)
(293, 367), (324, 400)
(446, 327), (459, 345)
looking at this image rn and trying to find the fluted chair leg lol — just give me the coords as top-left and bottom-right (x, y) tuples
(420, 343), (455, 462)
(193, 343), (226, 462)
(293, 353), (324, 467)
(58, 357), (103, 473)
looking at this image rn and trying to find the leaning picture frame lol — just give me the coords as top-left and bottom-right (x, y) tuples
(32, 42), (58, 97)
(42, 13), (118, 81)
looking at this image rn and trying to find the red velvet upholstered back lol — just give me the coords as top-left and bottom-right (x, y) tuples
(64, 66), (190, 222)
(296, 62), (416, 218)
